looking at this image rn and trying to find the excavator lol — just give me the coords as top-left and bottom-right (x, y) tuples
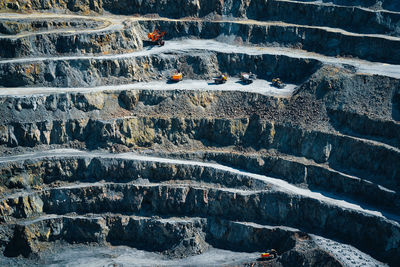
(168, 71), (183, 83)
(258, 249), (278, 261)
(272, 78), (286, 89)
(213, 74), (228, 84)
(148, 29), (166, 46)
(240, 72), (256, 84)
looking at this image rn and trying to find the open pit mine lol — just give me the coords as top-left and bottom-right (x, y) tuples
(0, 0), (399, 266)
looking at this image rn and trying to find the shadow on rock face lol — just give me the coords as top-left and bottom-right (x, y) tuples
(4, 225), (34, 258)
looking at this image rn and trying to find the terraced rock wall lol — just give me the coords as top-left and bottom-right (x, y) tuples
(0, 153), (399, 265)
(0, 0), (399, 266)
(105, 0), (400, 35)
(0, 53), (319, 86)
(0, 0), (103, 13)
(0, 24), (142, 59)
(292, 0), (400, 12)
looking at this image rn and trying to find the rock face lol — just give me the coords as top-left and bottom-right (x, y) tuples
(0, 117), (394, 177)
(291, 0), (400, 12)
(0, 0), (103, 13)
(0, 18), (105, 35)
(0, 0), (399, 266)
(1, 214), (342, 266)
(0, 52), (319, 86)
(104, 0), (400, 36)
(0, 21), (142, 59)
(0, 153), (398, 265)
(2, 18), (400, 63)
